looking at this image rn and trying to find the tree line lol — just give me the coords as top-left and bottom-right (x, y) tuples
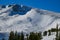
(8, 31), (42, 40)
(2, 24), (60, 40)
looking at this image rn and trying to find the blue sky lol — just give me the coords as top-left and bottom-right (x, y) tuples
(0, 0), (60, 12)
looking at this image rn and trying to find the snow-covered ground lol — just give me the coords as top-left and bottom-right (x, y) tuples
(42, 32), (56, 40)
(42, 35), (55, 40)
(0, 5), (60, 40)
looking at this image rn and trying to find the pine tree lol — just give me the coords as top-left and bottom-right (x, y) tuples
(55, 24), (59, 40)
(29, 32), (35, 40)
(26, 34), (29, 40)
(14, 31), (18, 40)
(48, 30), (51, 36)
(38, 32), (42, 40)
(17, 34), (21, 40)
(29, 32), (41, 40)
(20, 32), (24, 40)
(43, 31), (47, 36)
(58, 32), (60, 40)
(35, 33), (40, 40)
(9, 31), (15, 40)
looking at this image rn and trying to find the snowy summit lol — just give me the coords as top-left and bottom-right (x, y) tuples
(0, 4), (60, 33)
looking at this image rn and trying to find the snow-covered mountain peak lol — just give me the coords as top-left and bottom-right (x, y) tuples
(0, 5), (60, 33)
(0, 4), (31, 16)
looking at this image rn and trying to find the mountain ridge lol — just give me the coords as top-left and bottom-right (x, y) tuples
(0, 4), (60, 33)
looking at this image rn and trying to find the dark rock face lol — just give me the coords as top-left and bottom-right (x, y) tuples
(2, 5), (6, 8)
(0, 5), (6, 10)
(8, 5), (12, 7)
(12, 4), (20, 12)
(9, 4), (31, 16)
